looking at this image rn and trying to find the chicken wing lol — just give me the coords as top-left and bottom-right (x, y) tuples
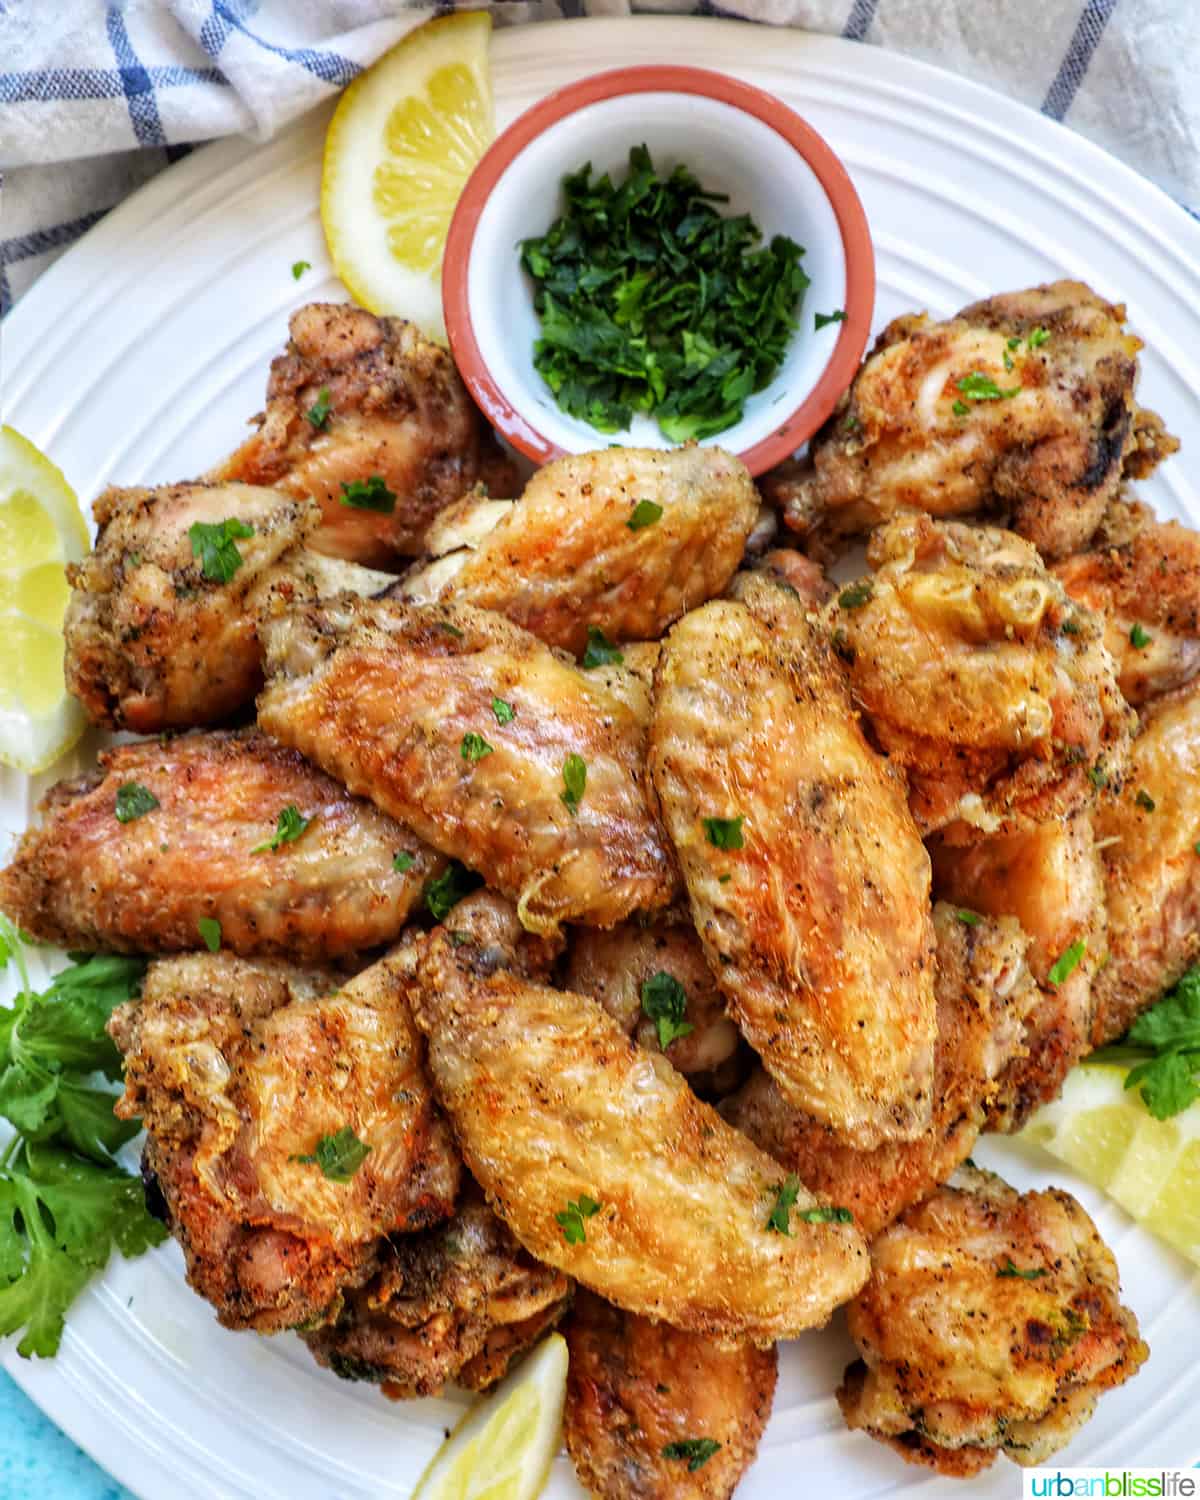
(838, 1164), (1148, 1473)
(721, 904), (1038, 1239)
(303, 1184), (569, 1398)
(563, 1289), (777, 1500)
(648, 592), (937, 1148)
(398, 446), (759, 655)
(834, 514), (1134, 836)
(727, 547), (834, 612)
(257, 597), (678, 931)
(0, 729), (443, 960)
(407, 930), (869, 1342)
(766, 281), (1175, 561)
(931, 812), (1105, 1128)
(109, 949), (460, 1331)
(1092, 679), (1200, 1043)
(215, 303), (518, 566)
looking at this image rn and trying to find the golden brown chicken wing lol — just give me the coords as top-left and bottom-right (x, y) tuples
(0, 729), (444, 960)
(398, 446), (759, 655)
(838, 1164), (1148, 1473)
(407, 930), (869, 1343)
(303, 1185), (569, 1398)
(109, 948), (460, 1331)
(721, 904), (1038, 1239)
(1091, 679), (1200, 1043)
(766, 281), (1174, 561)
(215, 303), (518, 566)
(834, 514), (1134, 836)
(257, 597), (678, 931)
(563, 1289), (777, 1500)
(648, 591), (937, 1148)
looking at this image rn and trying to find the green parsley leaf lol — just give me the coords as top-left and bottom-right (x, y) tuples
(198, 917), (222, 953)
(703, 816), (744, 850)
(114, 783), (159, 824)
(956, 909), (982, 926)
(491, 697), (516, 725)
(1003, 349), (1015, 372)
(1090, 968), (1200, 1120)
(555, 1194), (601, 1245)
(305, 386), (332, 430)
(1006, 336), (1022, 351)
(291, 260), (311, 279)
(251, 805), (310, 854)
(188, 518), (254, 584)
(796, 1205), (855, 1223)
(393, 851), (416, 873)
(814, 310), (846, 330)
(952, 399), (970, 416)
(461, 732), (494, 764)
(627, 499), (663, 531)
(766, 1176), (801, 1235)
(997, 1256), (1047, 1279)
(843, 413), (860, 432)
(838, 582), (873, 610)
(581, 625), (624, 669)
(425, 860), (481, 921)
(956, 371), (1021, 401)
(1130, 622), (1152, 649)
(1089, 763), (1109, 789)
(661, 1438), (722, 1472)
(561, 753), (587, 814)
(1047, 939), (1086, 987)
(1136, 788), (1156, 812)
(339, 476), (397, 513)
(438, 621), (464, 639)
(641, 971), (694, 1050)
(1027, 327), (1051, 348)
(1061, 618), (1081, 635)
(290, 1126), (371, 1183)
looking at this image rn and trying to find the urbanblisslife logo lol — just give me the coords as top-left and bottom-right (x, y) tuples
(1023, 1472), (1197, 1499)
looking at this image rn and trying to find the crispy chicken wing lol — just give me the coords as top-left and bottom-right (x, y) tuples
(398, 446), (759, 655)
(0, 729), (443, 960)
(835, 515), (1133, 836)
(838, 1164), (1148, 1473)
(303, 1185), (569, 1398)
(1092, 679), (1200, 1043)
(215, 303), (518, 566)
(564, 1289), (777, 1500)
(109, 949), (460, 1331)
(727, 548), (834, 612)
(766, 281), (1175, 561)
(258, 597), (678, 931)
(722, 904), (1038, 1239)
(648, 589), (937, 1148)
(931, 813), (1105, 1128)
(407, 930), (869, 1342)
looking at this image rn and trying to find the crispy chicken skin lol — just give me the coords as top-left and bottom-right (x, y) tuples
(398, 446), (759, 655)
(766, 281), (1174, 561)
(728, 548), (834, 612)
(303, 1186), (569, 1399)
(215, 303), (518, 566)
(563, 1289), (777, 1500)
(258, 596), (678, 932)
(110, 950), (460, 1331)
(1092, 679), (1200, 1044)
(1053, 509), (1200, 706)
(931, 813), (1105, 1129)
(408, 930), (869, 1342)
(648, 587), (937, 1148)
(835, 515), (1133, 837)
(0, 729), (443, 960)
(839, 1165), (1148, 1473)
(722, 905), (1038, 1240)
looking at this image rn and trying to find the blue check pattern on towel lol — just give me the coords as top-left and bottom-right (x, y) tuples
(1, 0), (1198, 318)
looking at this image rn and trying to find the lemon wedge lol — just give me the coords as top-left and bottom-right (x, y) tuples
(0, 426), (89, 774)
(411, 1332), (568, 1500)
(321, 12), (494, 341)
(1021, 1061), (1200, 1267)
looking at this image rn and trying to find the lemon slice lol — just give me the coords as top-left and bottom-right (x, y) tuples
(1021, 1062), (1200, 1266)
(321, 12), (494, 341)
(0, 426), (89, 774)
(411, 1332), (568, 1500)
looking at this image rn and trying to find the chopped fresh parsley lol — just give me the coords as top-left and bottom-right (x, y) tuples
(1135, 788), (1156, 812)
(814, 309), (846, 331)
(555, 1194), (600, 1245)
(339, 475), (396, 513)
(1089, 966), (1200, 1120)
(766, 1176), (801, 1234)
(290, 1126), (370, 1183)
(956, 909), (982, 926)
(796, 1205), (854, 1224)
(1129, 622), (1152, 649)
(956, 371), (1021, 402)
(952, 399), (970, 416)
(1089, 763), (1109, 790)
(491, 697), (515, 725)
(438, 620), (465, 639)
(661, 1438), (722, 1472)
(627, 499), (663, 531)
(1028, 326), (1051, 348)
(393, 851), (416, 873)
(838, 582), (873, 610)
(641, 971), (694, 1050)
(251, 805), (310, 854)
(197, 917), (221, 953)
(561, 753), (587, 814)
(997, 1257), (1047, 1280)
(188, 518), (254, 584)
(114, 783), (159, 824)
(703, 816), (744, 850)
(581, 625), (624, 668)
(460, 732), (494, 764)
(1003, 349), (1015, 372)
(1061, 618), (1081, 635)
(520, 144), (809, 441)
(1006, 336), (1022, 351)
(291, 260), (311, 279)
(305, 386), (332, 430)
(843, 413), (860, 432)
(425, 860), (481, 922)
(1047, 939), (1086, 987)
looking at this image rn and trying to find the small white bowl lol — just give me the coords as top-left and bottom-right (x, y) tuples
(443, 65), (874, 475)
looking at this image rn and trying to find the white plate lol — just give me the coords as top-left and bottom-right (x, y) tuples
(3, 16), (1200, 1499)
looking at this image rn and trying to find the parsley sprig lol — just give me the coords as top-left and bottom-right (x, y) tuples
(251, 805), (310, 854)
(662, 1438), (721, 1472)
(640, 971), (693, 1050)
(290, 1126), (371, 1183)
(1089, 967), (1200, 1120)
(556, 1194), (601, 1245)
(188, 518), (253, 584)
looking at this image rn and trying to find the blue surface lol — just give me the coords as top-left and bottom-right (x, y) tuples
(0, 1369), (134, 1500)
